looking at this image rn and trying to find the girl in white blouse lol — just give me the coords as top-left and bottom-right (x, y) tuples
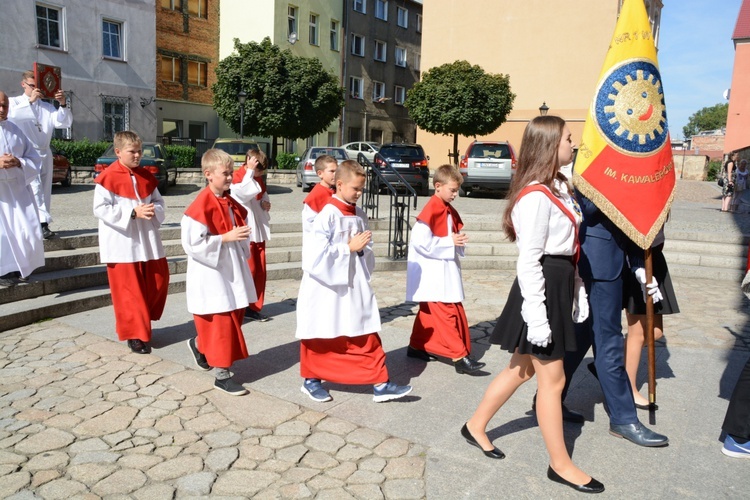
(462, 116), (603, 494)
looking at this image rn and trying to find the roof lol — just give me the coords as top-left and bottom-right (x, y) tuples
(733, 0), (750, 40)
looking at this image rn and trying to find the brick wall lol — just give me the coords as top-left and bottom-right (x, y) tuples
(155, 1), (220, 105)
(691, 134), (726, 161)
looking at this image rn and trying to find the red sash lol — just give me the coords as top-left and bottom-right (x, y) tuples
(517, 184), (580, 265)
(94, 160), (158, 200)
(328, 196), (357, 216)
(232, 166), (268, 201)
(416, 195), (463, 237)
(303, 183), (335, 213)
(184, 187), (248, 235)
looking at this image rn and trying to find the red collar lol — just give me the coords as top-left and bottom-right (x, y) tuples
(184, 187), (248, 235)
(303, 183), (335, 213)
(328, 196), (357, 216)
(232, 166), (267, 201)
(94, 160), (158, 200)
(416, 195), (463, 237)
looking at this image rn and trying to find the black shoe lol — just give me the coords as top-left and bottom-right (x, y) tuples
(547, 466), (605, 494)
(406, 346), (437, 362)
(186, 338), (211, 371)
(609, 422), (668, 447)
(0, 275), (17, 287)
(245, 309), (270, 322)
(214, 377), (248, 396)
(127, 339), (151, 354)
(531, 394), (586, 423)
(41, 224), (55, 239)
(460, 423), (505, 459)
(454, 356), (486, 374)
(635, 402), (658, 411)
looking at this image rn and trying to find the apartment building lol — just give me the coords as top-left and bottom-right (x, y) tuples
(0, 0), (157, 141)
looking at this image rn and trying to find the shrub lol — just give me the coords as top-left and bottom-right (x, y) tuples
(51, 138), (110, 166)
(706, 160), (721, 181)
(275, 152), (297, 170)
(164, 145), (197, 168)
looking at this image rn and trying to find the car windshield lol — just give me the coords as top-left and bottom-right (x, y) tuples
(215, 142), (257, 155)
(469, 144), (511, 159)
(380, 146), (423, 158)
(310, 148), (347, 160)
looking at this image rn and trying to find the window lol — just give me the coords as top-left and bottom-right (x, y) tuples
(102, 95), (129, 140)
(397, 7), (408, 28)
(395, 47), (407, 67)
(416, 14), (422, 33)
(161, 0), (181, 10)
(163, 119), (182, 138)
(371, 129), (383, 144)
(348, 127), (362, 143)
(288, 5), (298, 38)
(187, 60), (208, 87)
(375, 0), (388, 21)
(349, 76), (363, 99)
(306, 135), (317, 149)
(351, 34), (364, 57)
(372, 81), (385, 102)
(353, 0), (365, 14)
(414, 53), (421, 71)
(374, 40), (386, 62)
(328, 132), (337, 147)
(160, 56), (181, 82)
(53, 96), (72, 140)
(395, 85), (405, 105)
(36, 4), (63, 49)
(309, 13), (318, 45)
(189, 122), (206, 139)
(102, 20), (123, 59)
(188, 0), (206, 18)
(330, 20), (339, 51)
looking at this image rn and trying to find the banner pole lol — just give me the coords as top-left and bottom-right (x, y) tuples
(645, 247), (657, 424)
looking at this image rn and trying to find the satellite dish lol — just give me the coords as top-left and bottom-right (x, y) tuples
(288, 32), (298, 44)
(723, 88), (731, 100)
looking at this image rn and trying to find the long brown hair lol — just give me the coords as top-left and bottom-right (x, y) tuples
(503, 115), (568, 241)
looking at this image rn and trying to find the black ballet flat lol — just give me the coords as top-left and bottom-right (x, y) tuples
(635, 402), (659, 411)
(460, 423), (505, 459)
(547, 466), (605, 494)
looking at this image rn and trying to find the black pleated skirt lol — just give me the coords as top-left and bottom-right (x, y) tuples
(623, 245), (680, 315)
(490, 255), (577, 360)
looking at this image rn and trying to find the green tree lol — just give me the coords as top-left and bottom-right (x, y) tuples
(213, 38), (345, 160)
(682, 103), (729, 139)
(404, 60), (515, 165)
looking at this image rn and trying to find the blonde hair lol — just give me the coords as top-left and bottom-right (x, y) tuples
(433, 164), (463, 186)
(21, 70), (34, 82)
(246, 149), (268, 169)
(202, 148), (233, 173)
(113, 131), (142, 150)
(335, 160), (365, 183)
(314, 155), (338, 173)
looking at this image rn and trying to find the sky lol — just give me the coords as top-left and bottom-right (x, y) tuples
(658, 0), (743, 139)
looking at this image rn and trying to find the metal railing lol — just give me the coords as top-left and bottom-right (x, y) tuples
(357, 152), (418, 260)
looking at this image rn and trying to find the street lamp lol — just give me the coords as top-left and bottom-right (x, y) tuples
(539, 101), (549, 116)
(237, 89), (247, 138)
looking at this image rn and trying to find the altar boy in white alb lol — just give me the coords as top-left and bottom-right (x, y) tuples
(9, 70), (72, 239)
(0, 90), (44, 287)
(295, 160), (412, 403)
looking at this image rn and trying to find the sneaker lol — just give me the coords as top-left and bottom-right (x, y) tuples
(41, 224), (55, 239)
(301, 379), (332, 402)
(245, 309), (270, 322)
(0, 277), (16, 287)
(373, 381), (413, 403)
(186, 338), (210, 371)
(722, 434), (750, 458)
(214, 377), (248, 396)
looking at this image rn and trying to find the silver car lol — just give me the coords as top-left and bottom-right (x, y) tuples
(342, 141), (380, 163)
(295, 147), (349, 192)
(458, 140), (517, 197)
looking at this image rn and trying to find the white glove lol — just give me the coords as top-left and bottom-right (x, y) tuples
(527, 323), (552, 348)
(572, 280), (589, 323)
(634, 268), (663, 304)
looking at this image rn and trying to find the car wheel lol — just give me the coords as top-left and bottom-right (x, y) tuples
(159, 180), (168, 195)
(297, 179), (302, 188)
(459, 187), (469, 197)
(61, 168), (72, 187)
(418, 185), (430, 197)
(302, 184), (311, 193)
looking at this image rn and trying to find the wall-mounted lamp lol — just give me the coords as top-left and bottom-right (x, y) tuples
(140, 97), (155, 108)
(539, 101), (549, 116)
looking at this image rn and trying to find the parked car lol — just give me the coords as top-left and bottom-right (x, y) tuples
(295, 147), (349, 192)
(212, 138), (261, 167)
(51, 146), (72, 187)
(458, 140), (517, 197)
(94, 142), (175, 194)
(342, 141), (380, 163)
(373, 143), (430, 196)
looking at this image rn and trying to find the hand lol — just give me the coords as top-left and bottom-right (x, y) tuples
(527, 323), (552, 348)
(54, 89), (66, 106)
(222, 225), (251, 242)
(572, 281), (589, 323)
(134, 203), (155, 220)
(634, 268), (663, 304)
(28, 87), (42, 104)
(0, 153), (20, 169)
(348, 230), (371, 253)
(452, 232), (469, 247)
(261, 200), (271, 211)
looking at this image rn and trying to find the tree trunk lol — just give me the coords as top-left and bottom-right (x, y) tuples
(271, 135), (278, 167)
(452, 133), (459, 166)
